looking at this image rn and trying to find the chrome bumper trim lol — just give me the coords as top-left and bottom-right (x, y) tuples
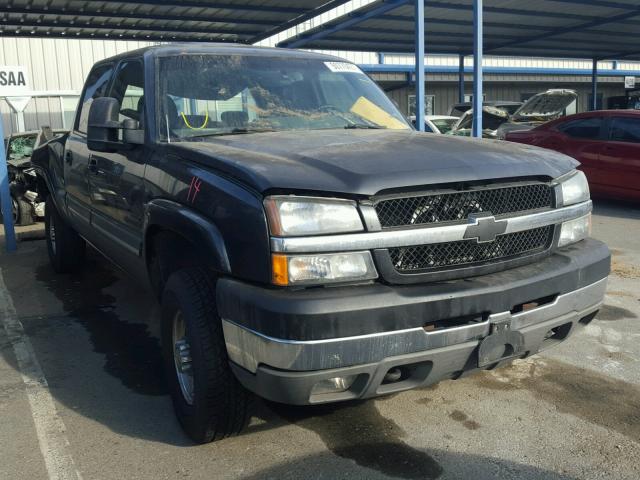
(270, 200), (591, 253)
(222, 277), (607, 373)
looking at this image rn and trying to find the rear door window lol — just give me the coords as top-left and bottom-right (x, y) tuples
(557, 117), (602, 139)
(75, 64), (114, 134)
(609, 117), (640, 143)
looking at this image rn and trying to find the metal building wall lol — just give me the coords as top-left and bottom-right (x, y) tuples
(1, 37), (154, 135)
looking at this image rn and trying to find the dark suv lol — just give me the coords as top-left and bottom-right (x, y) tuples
(33, 44), (610, 443)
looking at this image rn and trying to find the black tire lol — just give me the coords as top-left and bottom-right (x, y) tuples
(45, 197), (86, 273)
(0, 196), (19, 225)
(161, 268), (251, 444)
(14, 197), (34, 226)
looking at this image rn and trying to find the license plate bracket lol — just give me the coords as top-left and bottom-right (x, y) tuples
(477, 321), (525, 368)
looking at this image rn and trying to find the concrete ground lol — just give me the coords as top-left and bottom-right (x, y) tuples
(0, 199), (638, 480)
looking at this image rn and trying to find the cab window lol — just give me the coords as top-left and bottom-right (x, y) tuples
(109, 60), (145, 128)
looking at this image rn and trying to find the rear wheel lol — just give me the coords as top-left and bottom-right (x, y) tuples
(162, 268), (251, 444)
(45, 197), (86, 273)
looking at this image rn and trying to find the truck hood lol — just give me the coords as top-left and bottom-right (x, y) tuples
(171, 129), (577, 196)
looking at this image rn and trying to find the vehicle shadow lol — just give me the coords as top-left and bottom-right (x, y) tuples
(237, 450), (580, 480)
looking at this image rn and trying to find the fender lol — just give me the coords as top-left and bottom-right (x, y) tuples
(33, 165), (66, 216)
(144, 199), (231, 274)
(31, 136), (68, 217)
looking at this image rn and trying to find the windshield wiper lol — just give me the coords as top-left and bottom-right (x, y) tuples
(343, 124), (387, 129)
(228, 128), (277, 134)
(187, 128), (277, 139)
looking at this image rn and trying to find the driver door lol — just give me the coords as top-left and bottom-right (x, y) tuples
(87, 59), (148, 262)
(64, 63), (114, 234)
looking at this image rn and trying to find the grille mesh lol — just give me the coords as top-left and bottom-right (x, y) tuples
(389, 226), (554, 273)
(375, 184), (553, 228)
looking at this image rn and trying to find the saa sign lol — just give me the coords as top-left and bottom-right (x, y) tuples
(0, 66), (29, 96)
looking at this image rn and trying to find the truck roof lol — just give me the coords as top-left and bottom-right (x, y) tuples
(93, 43), (350, 66)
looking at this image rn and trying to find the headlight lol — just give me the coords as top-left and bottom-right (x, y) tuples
(271, 251), (377, 286)
(558, 214), (591, 247)
(558, 170), (590, 206)
(264, 196), (363, 236)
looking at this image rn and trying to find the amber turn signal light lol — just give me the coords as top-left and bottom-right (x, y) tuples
(271, 254), (289, 286)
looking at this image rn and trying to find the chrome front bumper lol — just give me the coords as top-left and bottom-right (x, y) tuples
(222, 277), (607, 374)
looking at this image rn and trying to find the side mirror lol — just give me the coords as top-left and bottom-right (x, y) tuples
(87, 97), (120, 152)
(87, 97), (144, 152)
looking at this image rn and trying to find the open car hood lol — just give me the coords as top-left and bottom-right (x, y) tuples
(511, 89), (577, 122)
(451, 105), (509, 134)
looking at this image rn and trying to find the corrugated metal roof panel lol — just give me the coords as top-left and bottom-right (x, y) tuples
(281, 0), (640, 61)
(0, 0), (352, 44)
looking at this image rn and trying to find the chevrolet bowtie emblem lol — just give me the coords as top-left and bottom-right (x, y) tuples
(463, 213), (508, 243)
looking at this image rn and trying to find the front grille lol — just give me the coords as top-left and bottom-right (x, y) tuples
(389, 226), (554, 273)
(375, 183), (553, 228)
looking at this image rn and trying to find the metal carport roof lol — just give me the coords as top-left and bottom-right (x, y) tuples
(0, 0), (350, 44)
(279, 0), (640, 61)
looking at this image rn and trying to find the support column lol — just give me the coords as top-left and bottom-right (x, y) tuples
(458, 54), (465, 103)
(414, 0), (425, 131)
(472, 0), (483, 138)
(591, 59), (598, 111)
(0, 114), (17, 252)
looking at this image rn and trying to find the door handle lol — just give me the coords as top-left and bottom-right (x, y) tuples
(88, 157), (99, 174)
(65, 151), (73, 165)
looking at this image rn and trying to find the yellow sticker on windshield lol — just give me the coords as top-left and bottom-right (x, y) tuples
(349, 96), (408, 130)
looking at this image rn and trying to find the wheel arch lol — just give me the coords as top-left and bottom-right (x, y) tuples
(144, 199), (231, 297)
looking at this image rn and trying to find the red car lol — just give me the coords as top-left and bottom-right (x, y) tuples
(505, 110), (640, 202)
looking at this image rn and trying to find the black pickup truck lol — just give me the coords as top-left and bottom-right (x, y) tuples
(32, 44), (610, 444)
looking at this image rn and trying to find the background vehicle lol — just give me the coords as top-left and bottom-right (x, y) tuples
(448, 101), (522, 117)
(2, 128), (66, 225)
(607, 90), (640, 110)
(496, 89), (577, 138)
(33, 45), (609, 444)
(505, 110), (640, 202)
(449, 106), (510, 138)
(409, 115), (458, 134)
(450, 90), (577, 139)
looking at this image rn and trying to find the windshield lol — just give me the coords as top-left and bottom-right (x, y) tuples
(432, 118), (457, 134)
(7, 134), (37, 160)
(500, 104), (521, 115)
(157, 54), (410, 141)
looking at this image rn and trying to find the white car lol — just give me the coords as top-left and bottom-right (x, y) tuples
(410, 115), (459, 134)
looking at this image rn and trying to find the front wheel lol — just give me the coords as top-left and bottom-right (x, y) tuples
(161, 268), (251, 443)
(45, 197), (86, 273)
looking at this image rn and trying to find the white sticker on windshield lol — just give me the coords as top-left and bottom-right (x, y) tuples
(324, 61), (363, 74)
